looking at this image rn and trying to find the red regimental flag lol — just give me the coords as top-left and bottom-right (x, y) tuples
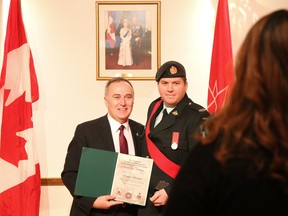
(106, 11), (116, 49)
(0, 0), (41, 215)
(207, 0), (235, 114)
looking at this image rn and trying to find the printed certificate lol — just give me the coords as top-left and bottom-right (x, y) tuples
(111, 153), (153, 205)
(74, 147), (153, 206)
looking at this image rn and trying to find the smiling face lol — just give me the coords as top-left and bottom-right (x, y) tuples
(104, 80), (134, 124)
(157, 77), (188, 108)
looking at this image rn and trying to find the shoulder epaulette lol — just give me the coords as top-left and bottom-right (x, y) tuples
(188, 102), (208, 113)
(198, 108), (207, 112)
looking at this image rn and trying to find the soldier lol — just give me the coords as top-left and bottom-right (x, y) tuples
(130, 16), (143, 65)
(138, 60), (210, 216)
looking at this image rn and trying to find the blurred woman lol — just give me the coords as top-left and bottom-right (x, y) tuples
(163, 9), (288, 216)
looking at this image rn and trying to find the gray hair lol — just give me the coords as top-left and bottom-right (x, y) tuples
(104, 77), (134, 96)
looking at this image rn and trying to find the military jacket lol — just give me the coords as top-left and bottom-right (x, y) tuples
(138, 94), (210, 215)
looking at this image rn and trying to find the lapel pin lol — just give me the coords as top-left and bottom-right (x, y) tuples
(172, 111), (178, 116)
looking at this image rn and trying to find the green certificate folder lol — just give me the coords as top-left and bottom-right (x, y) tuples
(74, 147), (118, 198)
(74, 147), (153, 206)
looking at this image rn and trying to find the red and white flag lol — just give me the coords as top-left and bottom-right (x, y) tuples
(106, 11), (116, 49)
(207, 0), (234, 114)
(0, 0), (41, 215)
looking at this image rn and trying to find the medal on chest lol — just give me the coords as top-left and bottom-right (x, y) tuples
(171, 132), (179, 150)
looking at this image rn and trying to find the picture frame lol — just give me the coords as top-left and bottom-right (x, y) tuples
(95, 1), (161, 80)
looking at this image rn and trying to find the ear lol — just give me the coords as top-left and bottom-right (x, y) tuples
(104, 97), (108, 107)
(185, 81), (188, 90)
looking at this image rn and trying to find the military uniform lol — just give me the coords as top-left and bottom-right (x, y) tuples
(138, 61), (210, 216)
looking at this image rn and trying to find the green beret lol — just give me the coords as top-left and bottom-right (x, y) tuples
(155, 61), (186, 82)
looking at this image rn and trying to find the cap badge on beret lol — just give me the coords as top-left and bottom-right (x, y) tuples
(170, 66), (178, 75)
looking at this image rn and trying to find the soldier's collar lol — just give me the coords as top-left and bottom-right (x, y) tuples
(163, 105), (175, 115)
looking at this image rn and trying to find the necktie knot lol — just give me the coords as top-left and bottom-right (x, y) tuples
(162, 109), (168, 119)
(119, 125), (125, 132)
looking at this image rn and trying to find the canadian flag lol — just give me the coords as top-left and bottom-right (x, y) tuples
(207, 0), (234, 114)
(106, 11), (116, 49)
(0, 0), (41, 215)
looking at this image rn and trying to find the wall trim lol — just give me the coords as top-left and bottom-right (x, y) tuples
(41, 178), (63, 186)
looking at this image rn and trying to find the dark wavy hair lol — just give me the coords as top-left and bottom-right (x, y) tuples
(198, 9), (288, 182)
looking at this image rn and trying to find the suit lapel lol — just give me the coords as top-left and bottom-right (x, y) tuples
(150, 112), (177, 135)
(129, 120), (143, 155)
(149, 97), (187, 136)
(100, 115), (115, 151)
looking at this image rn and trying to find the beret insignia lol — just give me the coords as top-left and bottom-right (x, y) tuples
(170, 66), (178, 74)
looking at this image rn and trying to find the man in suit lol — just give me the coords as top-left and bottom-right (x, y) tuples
(138, 61), (210, 216)
(61, 77), (144, 216)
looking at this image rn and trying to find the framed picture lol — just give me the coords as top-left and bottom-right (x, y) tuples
(95, 1), (161, 80)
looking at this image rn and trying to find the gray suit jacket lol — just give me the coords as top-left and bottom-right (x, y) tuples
(61, 114), (144, 216)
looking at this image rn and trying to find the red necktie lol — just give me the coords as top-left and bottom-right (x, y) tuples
(119, 125), (128, 154)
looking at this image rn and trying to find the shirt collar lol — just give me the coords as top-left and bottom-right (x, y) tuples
(107, 113), (130, 132)
(163, 104), (175, 114)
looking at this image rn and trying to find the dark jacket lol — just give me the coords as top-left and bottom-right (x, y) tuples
(163, 141), (288, 216)
(61, 115), (144, 216)
(138, 94), (210, 216)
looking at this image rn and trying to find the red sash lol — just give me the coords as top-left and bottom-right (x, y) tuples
(145, 100), (180, 179)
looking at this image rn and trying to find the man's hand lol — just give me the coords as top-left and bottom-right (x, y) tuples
(93, 195), (124, 209)
(149, 189), (168, 206)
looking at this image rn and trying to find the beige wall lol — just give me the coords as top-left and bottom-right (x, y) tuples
(1, 0), (288, 215)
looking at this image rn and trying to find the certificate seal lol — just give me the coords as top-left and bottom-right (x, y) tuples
(125, 192), (132, 199)
(137, 193), (142, 200)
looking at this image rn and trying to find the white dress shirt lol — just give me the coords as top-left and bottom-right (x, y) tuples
(107, 114), (135, 155)
(154, 105), (175, 127)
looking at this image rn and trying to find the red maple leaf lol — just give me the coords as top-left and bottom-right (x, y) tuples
(0, 89), (33, 167)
